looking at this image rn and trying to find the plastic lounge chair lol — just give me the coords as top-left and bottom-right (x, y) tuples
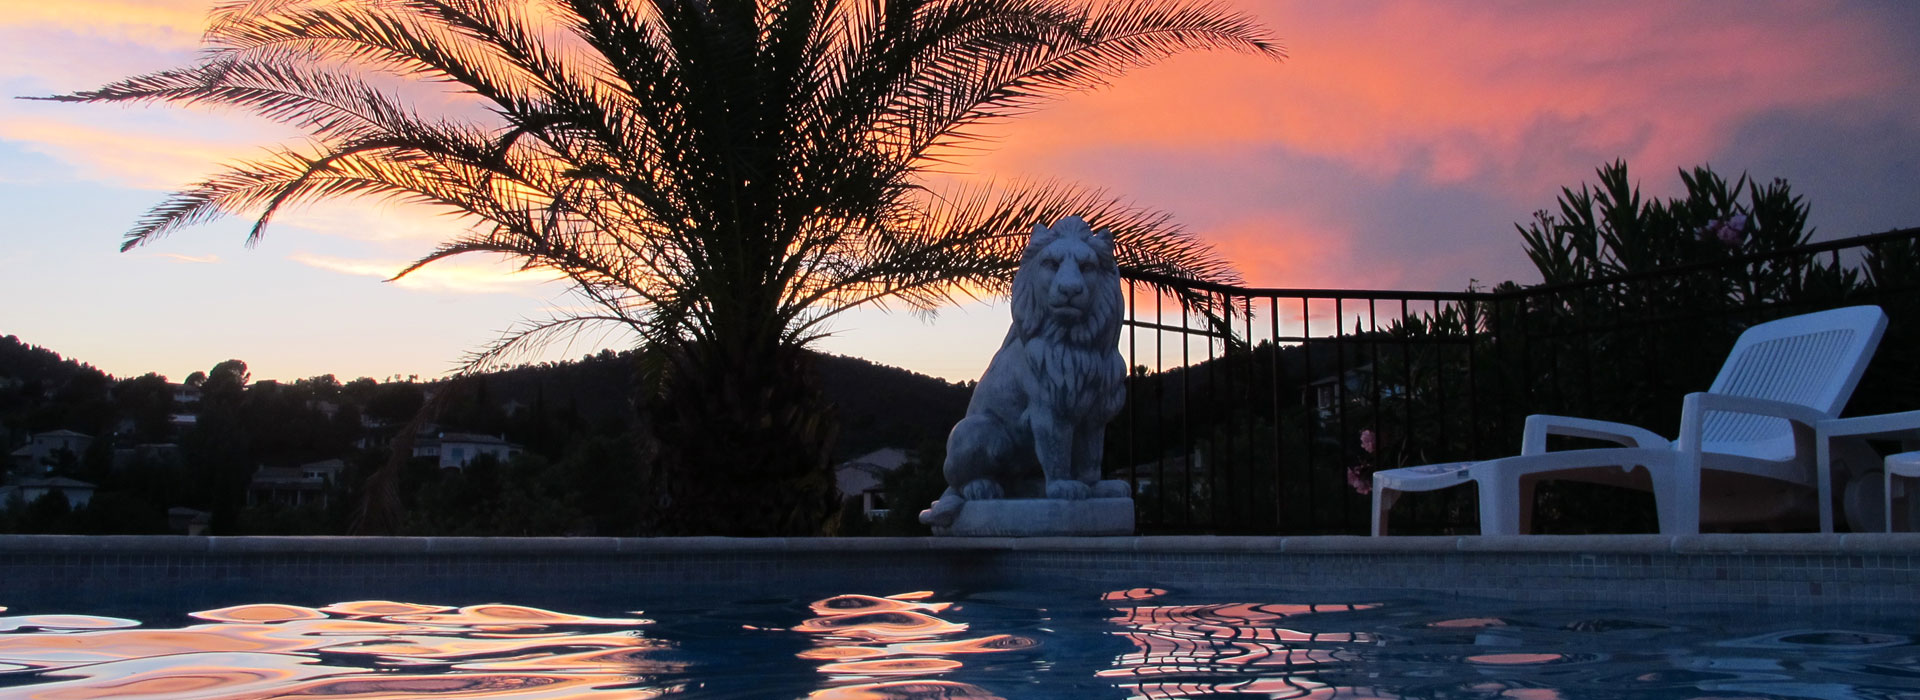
(1372, 305), (1887, 536)
(1890, 451), (1920, 532)
(1815, 409), (1920, 532)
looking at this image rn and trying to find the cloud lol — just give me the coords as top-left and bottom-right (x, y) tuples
(985, 1), (1913, 196)
(0, 0), (206, 49)
(957, 0), (1920, 295)
(1202, 215), (1369, 291)
(279, 201), (485, 247)
(287, 250), (564, 296)
(0, 113), (293, 190)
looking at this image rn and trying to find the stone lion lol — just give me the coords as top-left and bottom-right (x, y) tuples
(920, 216), (1130, 527)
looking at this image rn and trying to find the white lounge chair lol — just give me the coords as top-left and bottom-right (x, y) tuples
(1372, 305), (1888, 536)
(1815, 409), (1920, 531)
(1890, 451), (1920, 532)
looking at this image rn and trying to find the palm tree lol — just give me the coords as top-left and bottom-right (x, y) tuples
(47, 0), (1281, 535)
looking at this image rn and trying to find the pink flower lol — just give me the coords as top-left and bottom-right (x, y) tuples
(1703, 214), (1747, 248)
(1346, 465), (1371, 495)
(1359, 429), (1376, 454)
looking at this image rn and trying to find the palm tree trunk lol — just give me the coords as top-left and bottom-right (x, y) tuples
(644, 334), (840, 536)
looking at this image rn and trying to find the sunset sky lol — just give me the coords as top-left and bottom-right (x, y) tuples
(4, 1), (1919, 384)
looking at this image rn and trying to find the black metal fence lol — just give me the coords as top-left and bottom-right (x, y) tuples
(1113, 227), (1920, 535)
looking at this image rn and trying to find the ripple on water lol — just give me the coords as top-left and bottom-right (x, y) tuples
(0, 600), (678, 700)
(792, 591), (1040, 696)
(4, 590), (1918, 699)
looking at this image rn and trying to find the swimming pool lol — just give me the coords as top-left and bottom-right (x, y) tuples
(3, 535), (1918, 697)
(3, 585), (1916, 698)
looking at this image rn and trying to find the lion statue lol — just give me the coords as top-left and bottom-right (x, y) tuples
(920, 216), (1130, 528)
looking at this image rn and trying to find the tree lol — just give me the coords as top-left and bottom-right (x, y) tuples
(365, 382), (426, 427)
(114, 372), (176, 444)
(1363, 161), (1868, 534)
(51, 0), (1279, 535)
(202, 359), (251, 405)
(1518, 160), (1824, 307)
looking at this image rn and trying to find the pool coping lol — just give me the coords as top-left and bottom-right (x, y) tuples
(3, 532), (1920, 554)
(4, 534), (1917, 607)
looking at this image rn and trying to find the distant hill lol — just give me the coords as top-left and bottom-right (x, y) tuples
(463, 348), (971, 461)
(0, 335), (115, 438)
(0, 336), (108, 387)
(813, 352), (970, 459)
(0, 335), (971, 462)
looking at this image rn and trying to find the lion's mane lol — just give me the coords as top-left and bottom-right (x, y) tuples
(921, 216), (1129, 527)
(1010, 223), (1125, 414)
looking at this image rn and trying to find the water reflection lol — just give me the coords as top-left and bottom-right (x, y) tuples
(0, 601), (678, 699)
(1096, 592), (1920, 700)
(1099, 588), (1382, 699)
(5, 591), (1917, 698)
(794, 592), (1033, 700)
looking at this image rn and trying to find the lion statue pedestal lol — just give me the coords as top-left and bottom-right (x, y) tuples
(919, 216), (1135, 537)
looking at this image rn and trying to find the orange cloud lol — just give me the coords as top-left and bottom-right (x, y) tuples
(0, 0), (206, 48)
(984, 1), (1908, 193)
(0, 113), (294, 189)
(1201, 215), (1376, 291)
(287, 250), (564, 295)
(280, 201), (484, 246)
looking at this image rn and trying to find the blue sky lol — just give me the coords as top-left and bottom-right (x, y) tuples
(4, 1), (1919, 384)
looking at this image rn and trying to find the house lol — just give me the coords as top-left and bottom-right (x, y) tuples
(299, 458), (346, 482)
(247, 468), (325, 508)
(112, 443), (182, 470)
(411, 433), (439, 459)
(245, 458), (347, 508)
(0, 477), (96, 510)
(9, 430), (93, 473)
(168, 507), (211, 535)
(170, 383), (201, 405)
(835, 447), (913, 520)
(1301, 364), (1403, 421)
(417, 432), (523, 469)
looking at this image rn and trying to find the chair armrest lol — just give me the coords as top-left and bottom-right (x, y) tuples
(1684, 392), (1831, 428)
(1817, 410), (1920, 442)
(1522, 414), (1669, 455)
(1677, 392), (1831, 453)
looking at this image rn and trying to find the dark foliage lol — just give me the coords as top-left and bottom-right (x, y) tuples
(0, 338), (969, 536)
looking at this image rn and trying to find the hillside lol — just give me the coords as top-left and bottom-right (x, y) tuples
(0, 336), (971, 462)
(469, 348), (969, 460)
(0, 336), (115, 440)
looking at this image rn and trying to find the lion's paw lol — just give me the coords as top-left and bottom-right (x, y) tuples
(919, 493), (964, 526)
(960, 479), (1004, 501)
(1046, 479), (1092, 500)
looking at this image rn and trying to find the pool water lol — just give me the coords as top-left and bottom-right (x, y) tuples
(1, 586), (1916, 699)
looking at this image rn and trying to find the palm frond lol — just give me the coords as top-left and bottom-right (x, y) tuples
(458, 312), (647, 375)
(877, 0), (1282, 165)
(783, 177), (1238, 340)
(67, 0), (1277, 372)
(119, 145), (481, 250)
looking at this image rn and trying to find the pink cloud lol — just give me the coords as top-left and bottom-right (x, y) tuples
(0, 114), (287, 189)
(1201, 215), (1381, 292)
(983, 1), (1910, 195)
